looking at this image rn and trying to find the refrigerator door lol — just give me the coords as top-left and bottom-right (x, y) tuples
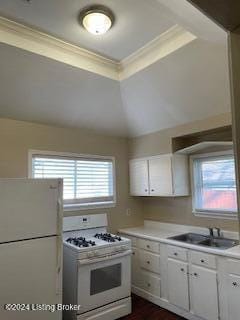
(0, 179), (62, 243)
(0, 236), (62, 320)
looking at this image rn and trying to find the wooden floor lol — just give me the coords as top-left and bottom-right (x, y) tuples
(121, 295), (185, 320)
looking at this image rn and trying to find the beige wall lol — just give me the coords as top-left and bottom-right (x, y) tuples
(1, 113), (238, 233)
(0, 118), (144, 232)
(129, 112), (239, 231)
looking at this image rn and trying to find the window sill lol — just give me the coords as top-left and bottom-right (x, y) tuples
(193, 210), (238, 220)
(63, 201), (116, 212)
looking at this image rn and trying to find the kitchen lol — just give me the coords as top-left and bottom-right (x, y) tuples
(0, 1), (240, 320)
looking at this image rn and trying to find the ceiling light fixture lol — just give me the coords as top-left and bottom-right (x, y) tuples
(79, 5), (114, 35)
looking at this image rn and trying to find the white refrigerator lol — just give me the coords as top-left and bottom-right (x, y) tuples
(0, 178), (63, 320)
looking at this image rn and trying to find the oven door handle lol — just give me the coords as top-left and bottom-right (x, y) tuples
(78, 249), (132, 266)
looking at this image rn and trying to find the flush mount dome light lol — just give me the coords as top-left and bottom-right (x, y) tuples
(79, 5), (114, 35)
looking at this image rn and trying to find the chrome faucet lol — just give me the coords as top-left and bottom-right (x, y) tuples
(208, 227), (221, 237)
(215, 227), (221, 237)
(208, 227), (214, 237)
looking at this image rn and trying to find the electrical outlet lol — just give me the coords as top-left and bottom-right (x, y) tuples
(126, 208), (131, 216)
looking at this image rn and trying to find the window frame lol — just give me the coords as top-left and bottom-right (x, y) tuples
(190, 150), (238, 220)
(28, 149), (116, 211)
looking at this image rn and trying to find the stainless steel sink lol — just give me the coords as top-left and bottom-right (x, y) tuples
(168, 233), (207, 244)
(168, 233), (239, 249)
(198, 237), (239, 249)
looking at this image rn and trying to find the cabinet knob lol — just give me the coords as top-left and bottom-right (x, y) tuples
(132, 252), (135, 256)
(147, 261), (150, 264)
(151, 189), (154, 192)
(147, 283), (151, 287)
(181, 268), (185, 272)
(194, 272), (198, 277)
(145, 189), (148, 192)
(232, 282), (238, 287)
(174, 252), (178, 256)
(200, 259), (205, 263)
(146, 245), (150, 249)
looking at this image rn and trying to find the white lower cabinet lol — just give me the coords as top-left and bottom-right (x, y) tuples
(227, 274), (240, 320)
(190, 265), (219, 320)
(122, 233), (240, 320)
(131, 247), (141, 288)
(167, 258), (189, 311)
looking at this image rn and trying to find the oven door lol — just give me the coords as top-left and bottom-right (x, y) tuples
(77, 250), (131, 314)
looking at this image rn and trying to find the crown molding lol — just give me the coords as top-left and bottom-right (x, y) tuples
(119, 25), (197, 80)
(0, 16), (119, 80)
(0, 16), (197, 81)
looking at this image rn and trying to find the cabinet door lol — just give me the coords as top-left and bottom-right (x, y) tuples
(190, 265), (219, 320)
(167, 259), (189, 311)
(148, 156), (173, 196)
(131, 247), (141, 287)
(227, 274), (240, 320)
(129, 159), (149, 196)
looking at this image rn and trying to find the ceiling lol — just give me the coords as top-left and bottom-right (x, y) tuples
(0, 43), (127, 136)
(0, 0), (175, 60)
(0, 0), (231, 137)
(188, 0), (240, 31)
(121, 38), (230, 136)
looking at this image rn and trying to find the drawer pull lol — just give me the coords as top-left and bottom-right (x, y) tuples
(174, 252), (178, 256)
(147, 261), (150, 264)
(232, 282), (238, 287)
(201, 259), (205, 263)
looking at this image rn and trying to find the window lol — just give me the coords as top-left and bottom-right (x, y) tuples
(29, 150), (115, 210)
(191, 151), (238, 218)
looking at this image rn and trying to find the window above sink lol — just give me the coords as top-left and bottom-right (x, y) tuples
(190, 150), (238, 219)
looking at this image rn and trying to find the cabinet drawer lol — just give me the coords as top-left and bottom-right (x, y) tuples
(189, 251), (216, 269)
(140, 271), (161, 297)
(227, 259), (240, 275)
(139, 251), (160, 274)
(167, 245), (187, 261)
(138, 239), (160, 253)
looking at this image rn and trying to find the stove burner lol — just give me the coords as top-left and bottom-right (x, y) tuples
(94, 233), (122, 242)
(66, 237), (96, 248)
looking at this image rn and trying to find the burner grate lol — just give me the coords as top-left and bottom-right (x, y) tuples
(66, 237), (96, 247)
(94, 233), (122, 242)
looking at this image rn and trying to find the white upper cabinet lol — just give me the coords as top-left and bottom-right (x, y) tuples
(129, 154), (189, 197)
(129, 159), (149, 196)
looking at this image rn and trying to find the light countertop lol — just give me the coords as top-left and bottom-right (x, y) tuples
(119, 221), (240, 259)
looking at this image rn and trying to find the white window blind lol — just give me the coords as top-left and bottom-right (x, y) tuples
(191, 152), (237, 217)
(31, 154), (115, 207)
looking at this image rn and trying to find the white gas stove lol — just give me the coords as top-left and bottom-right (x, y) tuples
(63, 214), (132, 320)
